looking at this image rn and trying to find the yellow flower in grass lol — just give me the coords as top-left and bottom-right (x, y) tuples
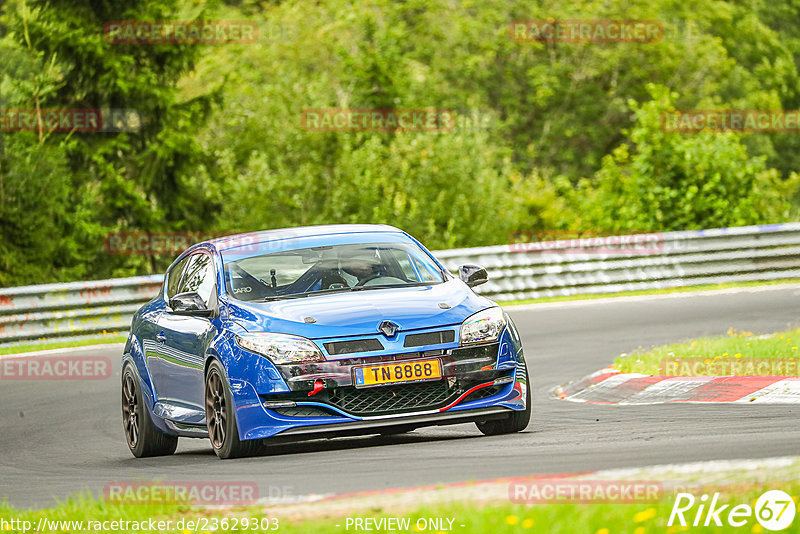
(752, 523), (764, 532)
(691, 341), (697, 346)
(596, 529), (609, 534)
(505, 515), (518, 525)
(634, 508), (657, 522)
(723, 352), (729, 356)
(704, 358), (711, 364)
(734, 353), (741, 357)
(522, 518), (534, 528)
(634, 528), (645, 534)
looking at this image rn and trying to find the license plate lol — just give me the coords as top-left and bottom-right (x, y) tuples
(353, 358), (442, 388)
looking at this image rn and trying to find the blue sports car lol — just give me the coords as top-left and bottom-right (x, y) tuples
(122, 224), (530, 459)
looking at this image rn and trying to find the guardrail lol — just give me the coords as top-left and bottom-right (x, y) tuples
(433, 223), (800, 301)
(2, 223), (799, 346)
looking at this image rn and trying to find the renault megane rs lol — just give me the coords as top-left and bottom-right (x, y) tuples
(122, 224), (530, 458)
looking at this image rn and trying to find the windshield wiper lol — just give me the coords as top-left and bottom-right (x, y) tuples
(349, 282), (431, 291)
(261, 287), (352, 300)
(305, 287), (353, 296)
(259, 294), (310, 301)
(260, 283), (432, 300)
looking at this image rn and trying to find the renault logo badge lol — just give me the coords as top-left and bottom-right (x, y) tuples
(378, 320), (399, 337)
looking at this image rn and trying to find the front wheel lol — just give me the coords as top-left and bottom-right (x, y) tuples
(205, 360), (264, 459)
(122, 365), (178, 458)
(476, 368), (531, 436)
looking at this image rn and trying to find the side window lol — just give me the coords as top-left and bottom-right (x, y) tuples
(178, 253), (216, 307)
(166, 256), (190, 299)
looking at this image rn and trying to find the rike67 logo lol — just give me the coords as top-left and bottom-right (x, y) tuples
(669, 490), (796, 531)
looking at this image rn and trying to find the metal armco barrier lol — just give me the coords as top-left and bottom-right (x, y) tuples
(1, 223), (799, 346)
(434, 223), (800, 300)
(0, 276), (163, 346)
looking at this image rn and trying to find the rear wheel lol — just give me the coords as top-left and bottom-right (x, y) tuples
(206, 360), (264, 459)
(122, 365), (178, 458)
(476, 368), (531, 436)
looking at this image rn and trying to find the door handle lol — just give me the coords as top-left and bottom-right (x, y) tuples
(156, 332), (166, 343)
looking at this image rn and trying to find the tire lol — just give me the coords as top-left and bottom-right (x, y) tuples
(205, 360), (264, 459)
(476, 368), (532, 436)
(122, 365), (178, 458)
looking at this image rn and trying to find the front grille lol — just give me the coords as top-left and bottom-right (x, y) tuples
(274, 406), (335, 418)
(327, 380), (460, 416)
(404, 330), (455, 347)
(324, 338), (384, 355)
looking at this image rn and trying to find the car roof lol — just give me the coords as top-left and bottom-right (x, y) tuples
(207, 224), (406, 252)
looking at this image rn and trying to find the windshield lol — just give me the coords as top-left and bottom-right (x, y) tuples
(224, 242), (445, 301)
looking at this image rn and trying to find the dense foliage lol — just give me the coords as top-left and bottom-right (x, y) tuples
(1, 0), (799, 285)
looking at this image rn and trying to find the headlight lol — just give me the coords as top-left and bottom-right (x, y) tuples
(235, 333), (325, 364)
(460, 307), (507, 344)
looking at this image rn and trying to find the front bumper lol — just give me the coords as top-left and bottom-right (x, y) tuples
(230, 325), (527, 440)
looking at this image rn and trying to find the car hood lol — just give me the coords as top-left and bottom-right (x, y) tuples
(226, 279), (495, 339)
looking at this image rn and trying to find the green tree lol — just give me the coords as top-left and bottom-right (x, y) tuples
(0, 0), (218, 284)
(577, 84), (799, 232)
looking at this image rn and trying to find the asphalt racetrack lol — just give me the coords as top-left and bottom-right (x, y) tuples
(2, 286), (799, 508)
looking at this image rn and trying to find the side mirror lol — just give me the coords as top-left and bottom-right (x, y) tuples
(459, 264), (488, 288)
(169, 292), (214, 317)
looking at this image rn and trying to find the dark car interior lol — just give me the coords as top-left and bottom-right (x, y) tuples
(224, 245), (437, 301)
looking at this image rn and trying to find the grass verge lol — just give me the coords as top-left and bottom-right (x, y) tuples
(0, 335), (127, 356)
(1, 480), (797, 533)
(500, 278), (800, 306)
(615, 328), (800, 375)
